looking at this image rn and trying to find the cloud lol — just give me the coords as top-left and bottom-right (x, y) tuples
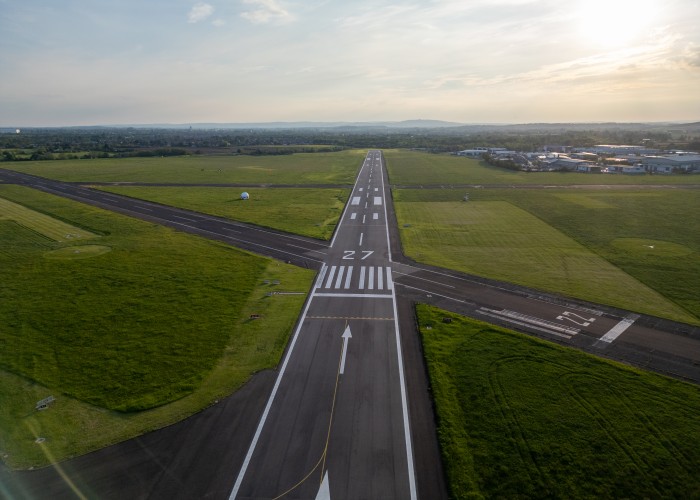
(188, 2), (214, 23)
(240, 0), (294, 24)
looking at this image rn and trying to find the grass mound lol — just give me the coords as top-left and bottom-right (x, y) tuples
(0, 184), (314, 468)
(0, 185), (265, 411)
(611, 238), (693, 257)
(418, 304), (700, 499)
(43, 244), (112, 259)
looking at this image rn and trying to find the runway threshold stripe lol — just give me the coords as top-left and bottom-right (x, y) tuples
(325, 266), (337, 289)
(597, 313), (640, 345)
(315, 265), (328, 289)
(334, 266), (346, 289)
(344, 266), (353, 289)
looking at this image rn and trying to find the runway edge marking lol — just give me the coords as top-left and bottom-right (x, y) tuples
(228, 287), (318, 499)
(379, 150), (418, 500)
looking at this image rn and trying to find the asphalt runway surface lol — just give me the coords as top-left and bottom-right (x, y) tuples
(1, 157), (700, 499)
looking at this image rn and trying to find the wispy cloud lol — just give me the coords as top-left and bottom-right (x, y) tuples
(188, 2), (214, 23)
(240, 0), (294, 24)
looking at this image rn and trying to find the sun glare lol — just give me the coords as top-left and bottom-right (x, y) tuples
(576, 0), (659, 48)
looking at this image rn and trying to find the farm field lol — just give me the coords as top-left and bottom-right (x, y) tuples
(0, 185), (313, 467)
(384, 149), (700, 186)
(3, 150), (364, 184)
(417, 304), (700, 499)
(97, 186), (349, 240)
(394, 188), (700, 323)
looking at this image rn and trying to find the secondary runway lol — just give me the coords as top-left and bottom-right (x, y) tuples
(1, 154), (700, 499)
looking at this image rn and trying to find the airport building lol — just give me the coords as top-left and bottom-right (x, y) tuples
(641, 154), (700, 173)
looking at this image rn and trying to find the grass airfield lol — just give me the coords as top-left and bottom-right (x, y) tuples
(418, 305), (700, 499)
(1, 147), (699, 485)
(0, 185), (312, 467)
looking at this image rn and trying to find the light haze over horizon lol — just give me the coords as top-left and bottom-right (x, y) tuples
(1, 0), (699, 127)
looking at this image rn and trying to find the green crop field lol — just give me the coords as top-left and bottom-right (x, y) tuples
(97, 186), (349, 240)
(394, 188), (700, 323)
(0, 185), (313, 467)
(3, 150), (364, 184)
(384, 149), (700, 186)
(418, 304), (700, 499)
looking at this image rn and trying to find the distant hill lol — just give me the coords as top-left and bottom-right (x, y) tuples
(122, 120), (466, 130)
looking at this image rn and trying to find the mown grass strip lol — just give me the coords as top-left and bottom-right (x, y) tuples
(4, 150), (365, 184)
(96, 186), (348, 240)
(393, 195), (696, 323)
(0, 185), (314, 468)
(395, 187), (700, 322)
(418, 304), (700, 499)
(0, 197), (97, 242)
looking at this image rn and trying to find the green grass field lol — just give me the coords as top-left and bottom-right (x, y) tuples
(418, 304), (700, 499)
(384, 149), (700, 186)
(0, 185), (313, 467)
(96, 186), (349, 240)
(3, 150), (364, 184)
(394, 188), (700, 322)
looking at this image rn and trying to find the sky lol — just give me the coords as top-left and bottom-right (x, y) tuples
(1, 0), (699, 126)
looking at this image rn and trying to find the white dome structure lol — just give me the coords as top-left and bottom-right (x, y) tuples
(240, 192), (250, 200)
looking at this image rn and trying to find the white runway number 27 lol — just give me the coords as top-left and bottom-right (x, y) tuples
(343, 250), (374, 260)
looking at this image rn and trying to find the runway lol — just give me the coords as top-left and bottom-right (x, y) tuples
(1, 153), (699, 499)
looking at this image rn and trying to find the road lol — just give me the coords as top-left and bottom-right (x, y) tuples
(1, 154), (700, 499)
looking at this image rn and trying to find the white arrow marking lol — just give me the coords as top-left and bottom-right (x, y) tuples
(340, 325), (352, 375)
(315, 472), (331, 500)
